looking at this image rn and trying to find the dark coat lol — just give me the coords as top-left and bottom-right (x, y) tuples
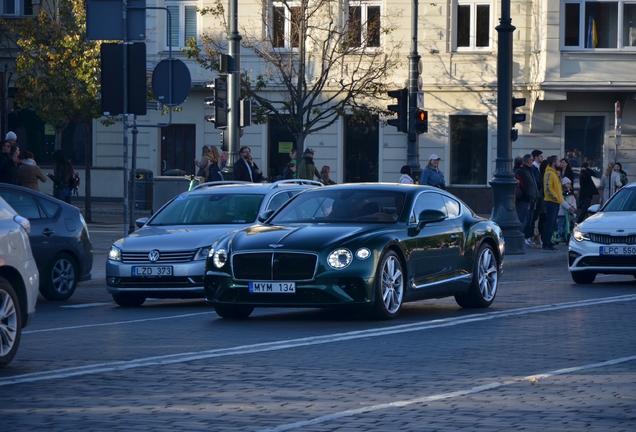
(579, 168), (599, 199)
(0, 153), (17, 184)
(515, 165), (538, 203)
(233, 159), (262, 183)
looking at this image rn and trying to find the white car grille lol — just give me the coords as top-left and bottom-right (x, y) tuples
(589, 233), (636, 245)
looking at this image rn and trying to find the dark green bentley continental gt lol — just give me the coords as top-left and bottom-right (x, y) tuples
(204, 183), (504, 319)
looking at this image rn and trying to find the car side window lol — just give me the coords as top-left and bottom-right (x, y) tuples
(0, 190), (43, 220)
(411, 193), (447, 223)
(37, 197), (61, 218)
(442, 195), (461, 218)
(266, 192), (292, 211)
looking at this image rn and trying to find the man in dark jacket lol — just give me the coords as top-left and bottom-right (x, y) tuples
(577, 162), (599, 223)
(0, 141), (17, 184)
(233, 146), (262, 183)
(515, 154), (538, 238)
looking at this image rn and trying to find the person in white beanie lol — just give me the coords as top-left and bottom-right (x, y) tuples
(555, 176), (576, 243)
(421, 154), (445, 189)
(5, 131), (16, 146)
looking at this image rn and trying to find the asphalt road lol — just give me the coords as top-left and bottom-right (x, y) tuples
(1, 224), (635, 431)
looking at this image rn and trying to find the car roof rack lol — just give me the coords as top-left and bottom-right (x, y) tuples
(268, 179), (324, 189)
(191, 180), (252, 191)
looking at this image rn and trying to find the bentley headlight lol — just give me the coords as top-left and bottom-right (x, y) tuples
(355, 248), (371, 260)
(108, 245), (122, 261)
(328, 248), (352, 269)
(194, 247), (211, 261)
(572, 226), (590, 242)
(213, 248), (228, 268)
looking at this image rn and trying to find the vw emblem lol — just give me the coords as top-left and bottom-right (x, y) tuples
(148, 250), (160, 262)
(269, 244), (284, 248)
(617, 229), (625, 232)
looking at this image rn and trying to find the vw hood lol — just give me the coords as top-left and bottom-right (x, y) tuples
(114, 225), (240, 251)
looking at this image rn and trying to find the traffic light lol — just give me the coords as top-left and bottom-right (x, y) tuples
(414, 109), (428, 134)
(387, 88), (408, 132)
(511, 97), (526, 142)
(204, 76), (228, 128)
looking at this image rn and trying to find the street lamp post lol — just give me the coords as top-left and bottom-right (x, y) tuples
(491, 0), (524, 255)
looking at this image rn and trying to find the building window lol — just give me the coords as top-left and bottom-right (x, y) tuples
(563, 1), (636, 49)
(450, 115), (488, 185)
(166, 0), (198, 49)
(454, 1), (491, 51)
(564, 116), (605, 186)
(271, 2), (301, 49)
(347, 1), (381, 48)
(2, 0), (33, 15)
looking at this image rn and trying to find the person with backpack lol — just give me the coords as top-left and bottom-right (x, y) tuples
(47, 150), (74, 204)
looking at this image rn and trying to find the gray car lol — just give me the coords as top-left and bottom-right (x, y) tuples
(0, 184), (93, 301)
(106, 180), (322, 307)
(0, 197), (39, 368)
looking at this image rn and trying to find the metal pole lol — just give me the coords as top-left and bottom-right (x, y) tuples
(225, 0), (241, 180)
(491, 0), (524, 254)
(3, 63), (8, 140)
(407, 0), (421, 181)
(122, 0), (129, 238)
(129, 116), (138, 234)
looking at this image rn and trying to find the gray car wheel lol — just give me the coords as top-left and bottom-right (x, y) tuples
(112, 293), (146, 307)
(455, 243), (498, 308)
(0, 277), (22, 368)
(371, 250), (404, 319)
(213, 304), (254, 319)
(571, 271), (596, 284)
(40, 252), (77, 301)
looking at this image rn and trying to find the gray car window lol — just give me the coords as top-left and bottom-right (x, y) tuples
(149, 193), (265, 225)
(0, 190), (43, 220)
(266, 192), (292, 211)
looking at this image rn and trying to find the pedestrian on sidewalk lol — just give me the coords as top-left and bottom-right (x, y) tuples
(541, 155), (562, 252)
(576, 162), (599, 223)
(18, 150), (47, 191)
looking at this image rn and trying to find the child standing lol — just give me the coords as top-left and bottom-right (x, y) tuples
(556, 177), (577, 243)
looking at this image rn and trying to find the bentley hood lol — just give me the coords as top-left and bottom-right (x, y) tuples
(227, 224), (391, 252)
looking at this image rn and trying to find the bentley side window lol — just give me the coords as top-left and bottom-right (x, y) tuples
(411, 193), (447, 223)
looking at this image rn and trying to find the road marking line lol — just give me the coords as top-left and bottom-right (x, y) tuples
(23, 311), (216, 334)
(3, 294), (636, 387)
(60, 303), (110, 309)
(257, 355), (636, 432)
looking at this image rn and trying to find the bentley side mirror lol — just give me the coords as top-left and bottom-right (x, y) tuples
(258, 209), (276, 223)
(417, 209), (446, 230)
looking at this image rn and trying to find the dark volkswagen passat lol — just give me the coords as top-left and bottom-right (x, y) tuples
(0, 184), (92, 301)
(106, 180), (322, 307)
(204, 183), (504, 319)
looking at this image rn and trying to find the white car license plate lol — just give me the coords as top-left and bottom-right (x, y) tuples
(599, 246), (636, 255)
(131, 266), (173, 277)
(249, 282), (296, 293)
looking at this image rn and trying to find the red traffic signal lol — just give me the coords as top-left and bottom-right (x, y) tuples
(415, 110), (428, 134)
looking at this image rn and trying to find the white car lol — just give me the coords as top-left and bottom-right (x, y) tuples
(569, 183), (636, 284)
(0, 197), (39, 368)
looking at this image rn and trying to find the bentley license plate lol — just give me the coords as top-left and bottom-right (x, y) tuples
(599, 246), (636, 255)
(131, 266), (173, 277)
(249, 282), (296, 293)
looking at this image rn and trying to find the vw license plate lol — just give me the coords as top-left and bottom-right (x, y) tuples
(599, 246), (636, 255)
(132, 266), (173, 277)
(249, 282), (296, 293)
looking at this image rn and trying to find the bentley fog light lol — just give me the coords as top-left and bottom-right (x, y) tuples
(355, 248), (371, 260)
(328, 249), (352, 269)
(213, 248), (228, 268)
(108, 245), (122, 261)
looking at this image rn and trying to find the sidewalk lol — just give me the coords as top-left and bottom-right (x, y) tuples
(77, 199), (567, 268)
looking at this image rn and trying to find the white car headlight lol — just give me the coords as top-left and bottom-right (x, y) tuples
(108, 245), (122, 261)
(194, 247), (211, 261)
(572, 226), (590, 242)
(328, 249), (352, 269)
(355, 248), (371, 260)
(213, 248), (228, 268)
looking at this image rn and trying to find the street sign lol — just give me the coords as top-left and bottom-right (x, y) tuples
(417, 92), (424, 109)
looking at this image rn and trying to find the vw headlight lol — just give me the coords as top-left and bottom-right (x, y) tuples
(108, 245), (122, 261)
(194, 246), (211, 261)
(328, 248), (352, 269)
(213, 248), (228, 268)
(572, 226), (590, 242)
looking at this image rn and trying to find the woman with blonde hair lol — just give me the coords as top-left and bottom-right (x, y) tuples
(600, 161), (622, 205)
(206, 146), (223, 182)
(194, 146), (211, 179)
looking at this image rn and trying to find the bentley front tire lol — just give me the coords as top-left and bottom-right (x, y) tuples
(455, 243), (498, 309)
(371, 251), (404, 319)
(214, 304), (254, 319)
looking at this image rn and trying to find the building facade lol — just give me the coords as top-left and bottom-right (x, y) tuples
(4, 1), (635, 214)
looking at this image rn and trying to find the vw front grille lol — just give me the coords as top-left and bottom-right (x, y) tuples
(121, 250), (196, 263)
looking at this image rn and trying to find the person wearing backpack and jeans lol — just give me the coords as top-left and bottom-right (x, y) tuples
(47, 150), (74, 204)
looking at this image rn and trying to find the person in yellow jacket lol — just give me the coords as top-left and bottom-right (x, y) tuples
(541, 155), (563, 252)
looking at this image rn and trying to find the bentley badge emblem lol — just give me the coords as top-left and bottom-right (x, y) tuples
(269, 244), (284, 248)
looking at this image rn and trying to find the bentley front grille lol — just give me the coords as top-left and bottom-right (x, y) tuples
(232, 252), (318, 281)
